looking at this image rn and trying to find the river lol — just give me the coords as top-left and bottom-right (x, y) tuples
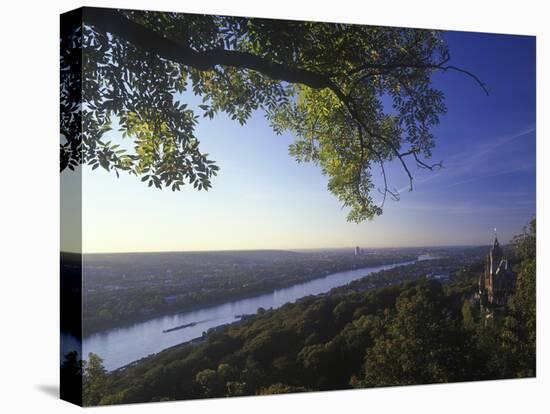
(69, 257), (424, 371)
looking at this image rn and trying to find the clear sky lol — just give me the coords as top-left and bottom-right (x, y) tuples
(61, 29), (536, 253)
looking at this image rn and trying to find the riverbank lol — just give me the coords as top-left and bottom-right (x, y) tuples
(82, 254), (418, 337)
(111, 314), (256, 374)
(108, 258), (452, 374)
(82, 259), (421, 370)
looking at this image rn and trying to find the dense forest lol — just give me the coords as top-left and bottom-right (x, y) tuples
(62, 221), (535, 406)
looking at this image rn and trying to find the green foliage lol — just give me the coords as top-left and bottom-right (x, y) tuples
(83, 353), (108, 406)
(259, 383), (309, 395)
(92, 278), (480, 404)
(78, 225), (535, 405)
(510, 219), (536, 335)
(358, 281), (469, 387)
(195, 368), (220, 397)
(503, 219), (536, 376)
(463, 219), (536, 380)
(461, 299), (475, 331)
(61, 9), (457, 221)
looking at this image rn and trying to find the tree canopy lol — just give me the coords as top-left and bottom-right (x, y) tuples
(60, 7), (486, 221)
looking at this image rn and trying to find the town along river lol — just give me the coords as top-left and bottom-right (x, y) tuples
(77, 258), (424, 370)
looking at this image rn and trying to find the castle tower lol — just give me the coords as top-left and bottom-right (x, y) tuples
(479, 230), (516, 309)
(489, 233), (503, 276)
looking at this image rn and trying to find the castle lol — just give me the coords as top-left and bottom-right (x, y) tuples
(479, 234), (516, 308)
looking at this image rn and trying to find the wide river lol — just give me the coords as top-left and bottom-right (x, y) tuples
(76, 258), (422, 370)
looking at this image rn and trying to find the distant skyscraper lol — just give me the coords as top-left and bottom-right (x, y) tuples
(354, 246), (361, 256)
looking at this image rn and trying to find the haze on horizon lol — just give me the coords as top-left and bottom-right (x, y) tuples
(61, 30), (535, 255)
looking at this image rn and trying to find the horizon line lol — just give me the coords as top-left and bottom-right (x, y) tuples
(61, 242), (502, 255)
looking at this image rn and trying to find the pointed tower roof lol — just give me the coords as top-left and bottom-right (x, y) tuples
(493, 228), (499, 248)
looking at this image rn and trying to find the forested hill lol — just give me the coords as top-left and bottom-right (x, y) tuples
(66, 221), (535, 406)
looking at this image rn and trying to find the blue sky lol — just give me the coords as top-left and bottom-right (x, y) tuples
(62, 29), (536, 253)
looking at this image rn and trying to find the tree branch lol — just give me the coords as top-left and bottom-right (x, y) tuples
(439, 65), (489, 95)
(412, 152), (443, 170)
(82, 7), (469, 208)
(84, 8), (338, 91)
(348, 59), (489, 96)
(340, 96), (415, 192)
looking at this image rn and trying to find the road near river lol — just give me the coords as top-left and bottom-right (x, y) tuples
(65, 258), (426, 371)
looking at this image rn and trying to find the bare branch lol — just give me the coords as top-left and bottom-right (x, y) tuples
(377, 160), (400, 208)
(348, 57), (489, 96)
(439, 65), (489, 95)
(413, 152), (443, 170)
